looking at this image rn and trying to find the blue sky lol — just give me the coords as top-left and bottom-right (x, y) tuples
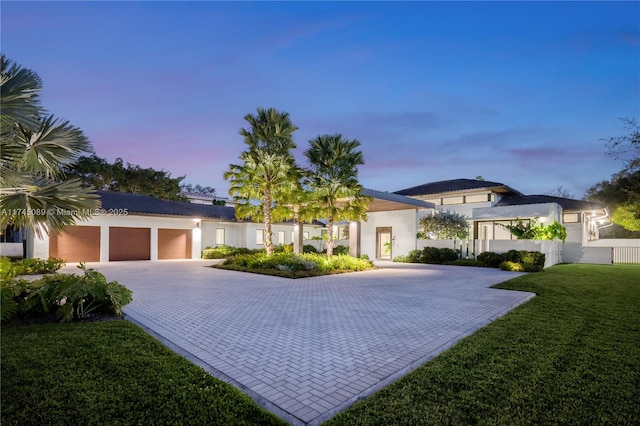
(3, 1), (639, 198)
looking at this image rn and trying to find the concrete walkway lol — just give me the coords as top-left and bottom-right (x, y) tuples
(65, 260), (534, 425)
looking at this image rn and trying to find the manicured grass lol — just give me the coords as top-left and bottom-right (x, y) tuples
(1, 321), (285, 426)
(326, 264), (640, 425)
(3, 264), (638, 425)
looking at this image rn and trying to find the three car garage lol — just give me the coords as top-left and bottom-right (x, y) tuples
(49, 225), (194, 262)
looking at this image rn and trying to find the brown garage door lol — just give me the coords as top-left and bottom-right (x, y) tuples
(49, 226), (100, 262)
(109, 227), (150, 261)
(158, 229), (192, 260)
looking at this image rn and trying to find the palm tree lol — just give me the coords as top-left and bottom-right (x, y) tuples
(224, 108), (299, 256)
(1, 55), (99, 238)
(303, 134), (370, 256)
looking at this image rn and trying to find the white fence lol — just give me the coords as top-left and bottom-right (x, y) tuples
(612, 247), (640, 264)
(588, 239), (640, 264)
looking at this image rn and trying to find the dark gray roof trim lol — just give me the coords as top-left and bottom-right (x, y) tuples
(362, 188), (434, 209)
(495, 195), (606, 211)
(97, 191), (326, 225)
(394, 178), (524, 197)
(97, 191), (237, 220)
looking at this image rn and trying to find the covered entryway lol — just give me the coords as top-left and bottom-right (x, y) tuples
(49, 226), (100, 262)
(158, 228), (192, 260)
(109, 227), (150, 261)
(376, 227), (392, 259)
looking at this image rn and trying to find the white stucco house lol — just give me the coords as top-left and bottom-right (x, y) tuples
(3, 178), (635, 266)
(394, 178), (619, 265)
(3, 189), (433, 263)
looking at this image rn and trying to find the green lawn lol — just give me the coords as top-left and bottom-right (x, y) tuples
(2, 264), (638, 425)
(1, 321), (285, 426)
(326, 264), (640, 425)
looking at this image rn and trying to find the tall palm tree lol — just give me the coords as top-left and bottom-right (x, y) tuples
(303, 134), (370, 256)
(224, 107), (299, 255)
(0, 55), (99, 238)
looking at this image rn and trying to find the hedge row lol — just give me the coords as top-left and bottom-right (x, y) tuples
(394, 248), (545, 272)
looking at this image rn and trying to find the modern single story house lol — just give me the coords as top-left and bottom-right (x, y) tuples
(3, 178), (635, 265)
(10, 189), (434, 263)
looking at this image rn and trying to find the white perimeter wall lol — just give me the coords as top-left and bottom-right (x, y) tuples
(200, 221), (325, 251)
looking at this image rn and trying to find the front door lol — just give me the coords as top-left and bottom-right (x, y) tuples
(376, 227), (392, 259)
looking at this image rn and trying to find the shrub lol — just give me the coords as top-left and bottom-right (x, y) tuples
(476, 252), (503, 268)
(499, 261), (524, 272)
(420, 247), (441, 263)
(0, 256), (65, 279)
(323, 245), (349, 255)
(420, 247), (459, 264)
(303, 244), (318, 254)
(518, 251), (546, 272)
(501, 250), (522, 263)
(202, 245), (252, 259)
(393, 254), (411, 263)
(219, 252), (373, 277)
(446, 259), (488, 267)
(497, 251), (545, 272)
(1, 263), (132, 323)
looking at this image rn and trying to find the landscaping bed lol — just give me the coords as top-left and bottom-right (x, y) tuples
(213, 252), (375, 278)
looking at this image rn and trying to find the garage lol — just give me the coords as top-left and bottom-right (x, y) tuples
(49, 226), (100, 262)
(158, 228), (192, 259)
(109, 227), (150, 261)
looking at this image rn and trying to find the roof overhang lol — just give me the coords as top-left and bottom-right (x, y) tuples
(357, 188), (435, 212)
(472, 203), (562, 221)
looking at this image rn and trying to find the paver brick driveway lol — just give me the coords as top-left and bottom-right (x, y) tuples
(72, 260), (534, 425)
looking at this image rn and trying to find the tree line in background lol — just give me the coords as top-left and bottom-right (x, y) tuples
(586, 118), (640, 236)
(1, 55), (638, 243)
(224, 107), (370, 256)
(65, 155), (221, 203)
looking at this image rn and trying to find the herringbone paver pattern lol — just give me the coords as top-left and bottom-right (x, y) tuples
(71, 260), (533, 425)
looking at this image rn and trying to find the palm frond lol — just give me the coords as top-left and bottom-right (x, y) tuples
(0, 179), (100, 238)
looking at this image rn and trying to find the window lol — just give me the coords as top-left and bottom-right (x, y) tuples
(256, 230), (264, 245)
(215, 228), (225, 245)
(278, 231), (286, 244)
(563, 213), (580, 223)
(442, 196), (464, 205)
(465, 194), (490, 203)
(494, 221), (513, 240)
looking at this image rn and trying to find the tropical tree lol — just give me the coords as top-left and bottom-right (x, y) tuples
(303, 134), (369, 256)
(418, 210), (469, 240)
(66, 154), (187, 201)
(587, 118), (640, 235)
(603, 117), (639, 172)
(499, 217), (567, 242)
(1, 55), (99, 237)
(224, 108), (299, 256)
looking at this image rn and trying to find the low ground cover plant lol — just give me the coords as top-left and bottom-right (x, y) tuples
(201, 245), (255, 259)
(327, 264), (640, 425)
(0, 256), (65, 277)
(1, 262), (132, 323)
(394, 248), (545, 272)
(215, 252), (374, 278)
